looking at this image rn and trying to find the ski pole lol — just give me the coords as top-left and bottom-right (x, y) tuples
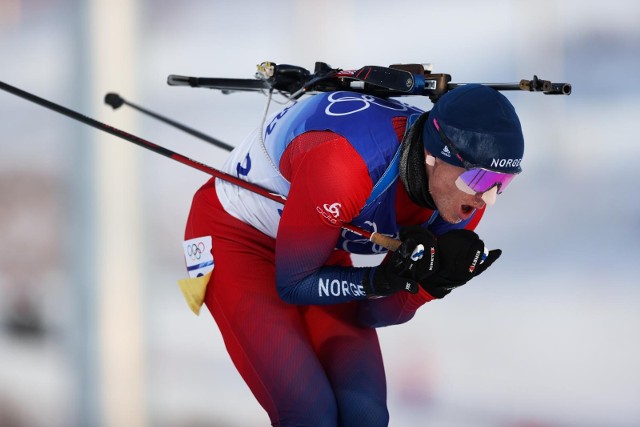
(0, 80), (401, 251)
(104, 92), (234, 151)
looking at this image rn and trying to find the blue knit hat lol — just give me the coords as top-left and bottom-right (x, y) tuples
(422, 84), (524, 173)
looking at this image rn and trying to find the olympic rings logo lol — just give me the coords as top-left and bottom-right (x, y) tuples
(325, 92), (417, 117)
(186, 242), (206, 261)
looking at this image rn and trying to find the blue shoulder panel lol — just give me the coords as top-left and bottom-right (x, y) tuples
(265, 92), (423, 185)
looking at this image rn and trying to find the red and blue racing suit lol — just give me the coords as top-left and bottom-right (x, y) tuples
(184, 91), (484, 426)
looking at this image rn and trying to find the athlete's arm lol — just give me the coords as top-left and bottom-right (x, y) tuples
(275, 131), (373, 305)
(358, 287), (436, 328)
(357, 207), (486, 327)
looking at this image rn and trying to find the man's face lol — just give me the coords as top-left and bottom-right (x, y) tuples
(425, 152), (486, 224)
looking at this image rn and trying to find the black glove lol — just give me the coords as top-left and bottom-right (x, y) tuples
(421, 229), (501, 298)
(364, 226), (438, 296)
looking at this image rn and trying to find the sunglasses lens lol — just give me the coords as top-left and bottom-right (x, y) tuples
(457, 168), (517, 194)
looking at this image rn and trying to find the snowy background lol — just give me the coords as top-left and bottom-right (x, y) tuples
(1, 0), (639, 426)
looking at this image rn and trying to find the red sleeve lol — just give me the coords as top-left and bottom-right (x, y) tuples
(274, 131), (374, 304)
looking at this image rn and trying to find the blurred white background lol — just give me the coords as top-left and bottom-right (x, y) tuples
(1, 1), (639, 426)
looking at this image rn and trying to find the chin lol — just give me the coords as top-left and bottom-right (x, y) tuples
(439, 211), (463, 224)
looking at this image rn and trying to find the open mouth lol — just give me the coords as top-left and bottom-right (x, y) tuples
(459, 204), (474, 220)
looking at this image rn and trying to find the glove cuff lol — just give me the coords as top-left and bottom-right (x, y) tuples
(420, 279), (456, 299)
(364, 266), (419, 296)
(361, 267), (376, 296)
(404, 286), (438, 309)
(422, 287), (451, 299)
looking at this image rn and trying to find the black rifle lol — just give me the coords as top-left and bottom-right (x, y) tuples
(167, 61), (571, 103)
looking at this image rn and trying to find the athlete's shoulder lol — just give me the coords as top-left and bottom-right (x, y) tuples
(280, 131), (371, 184)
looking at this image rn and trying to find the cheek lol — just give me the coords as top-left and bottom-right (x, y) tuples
(428, 179), (444, 201)
(430, 170), (457, 199)
(430, 170), (469, 209)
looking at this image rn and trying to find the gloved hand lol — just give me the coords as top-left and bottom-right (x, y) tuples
(421, 229), (501, 298)
(364, 226), (438, 296)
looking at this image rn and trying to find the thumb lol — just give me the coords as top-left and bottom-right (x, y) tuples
(473, 249), (502, 277)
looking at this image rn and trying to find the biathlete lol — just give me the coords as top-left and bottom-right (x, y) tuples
(182, 84), (524, 427)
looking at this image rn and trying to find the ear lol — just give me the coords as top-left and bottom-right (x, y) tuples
(425, 151), (436, 166)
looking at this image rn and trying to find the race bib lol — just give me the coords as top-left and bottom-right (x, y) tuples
(183, 236), (214, 278)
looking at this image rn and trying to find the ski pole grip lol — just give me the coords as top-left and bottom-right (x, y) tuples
(370, 232), (402, 252)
